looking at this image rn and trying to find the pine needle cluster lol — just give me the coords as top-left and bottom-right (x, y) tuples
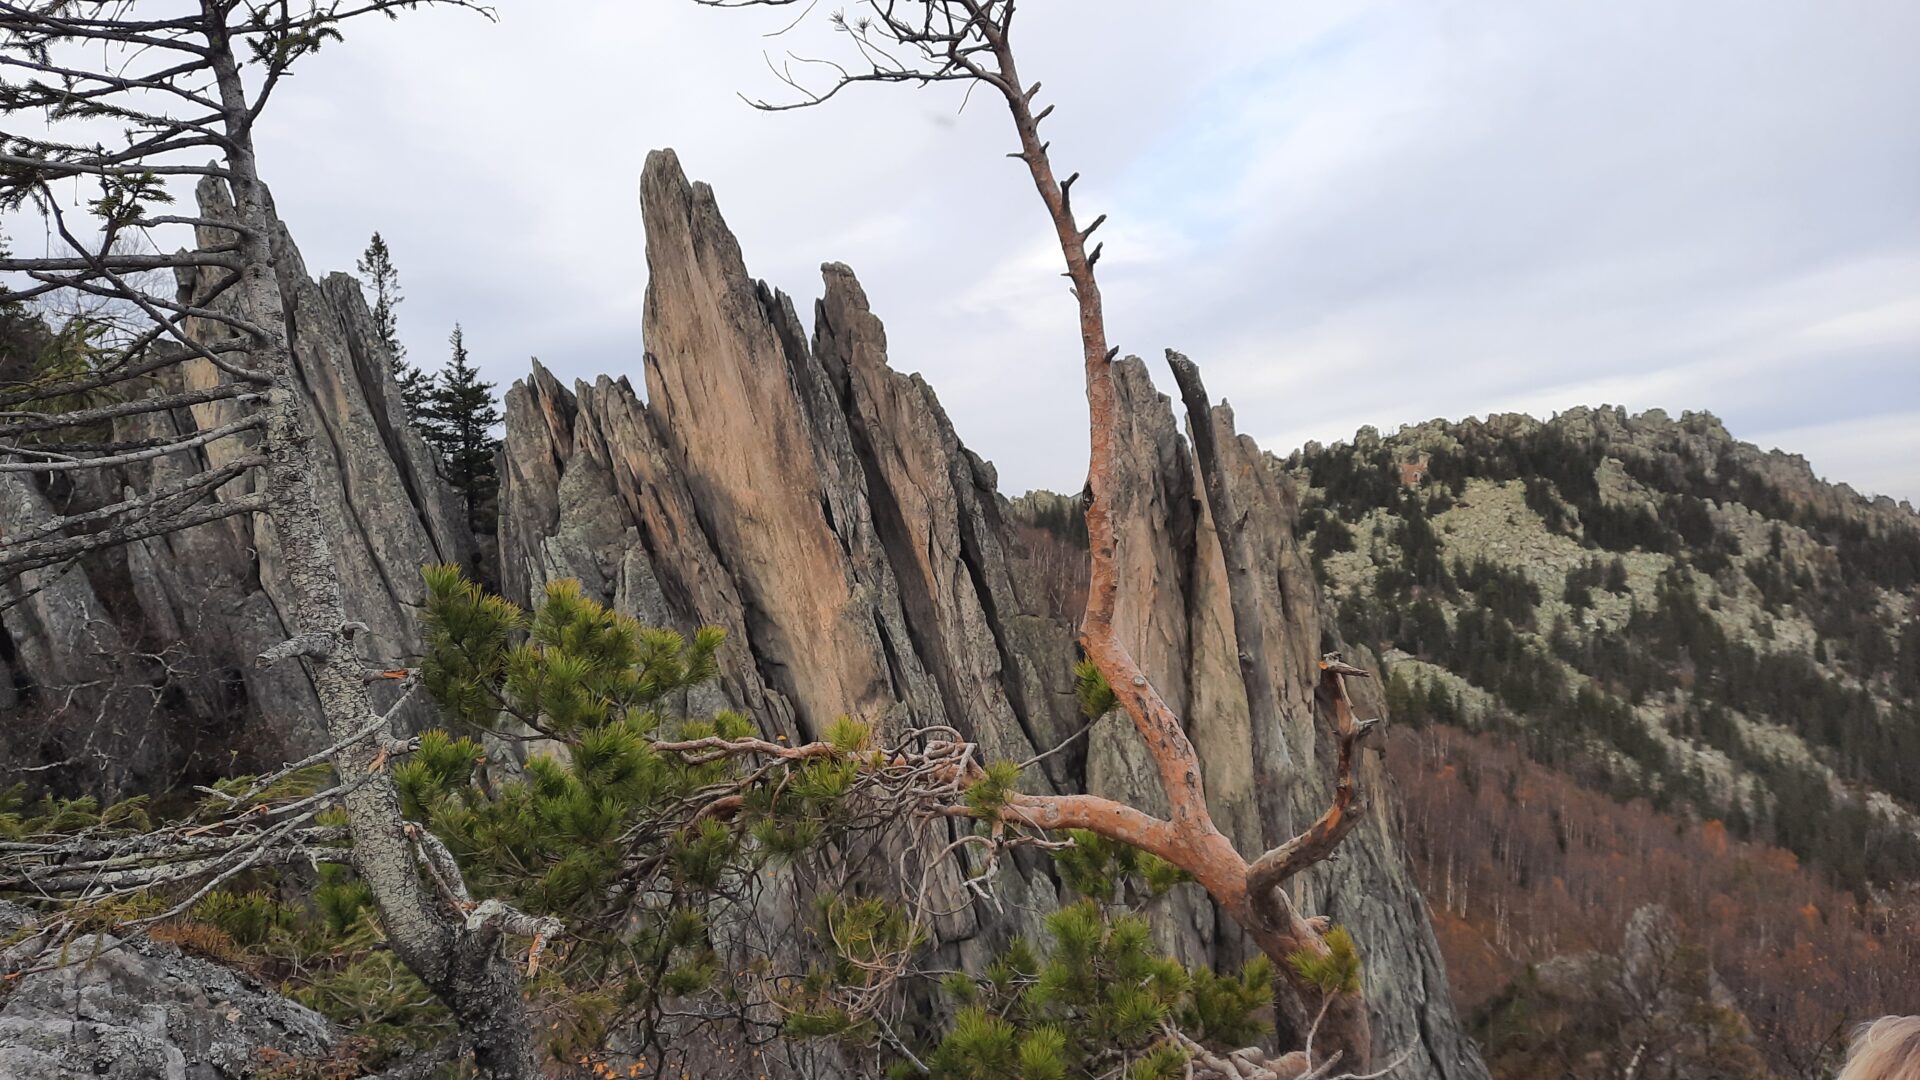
(0, 784), (152, 838)
(188, 873), (444, 1066)
(1285, 926), (1363, 997)
(1072, 659), (1118, 721)
(1051, 829), (1189, 904)
(770, 843), (1272, 1080)
(908, 889), (1274, 1080)
(404, 568), (895, 1062)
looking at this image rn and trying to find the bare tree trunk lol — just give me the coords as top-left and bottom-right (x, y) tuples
(202, 18), (543, 1078)
(966, 22), (1374, 1069)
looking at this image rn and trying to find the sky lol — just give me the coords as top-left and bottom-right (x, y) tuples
(12, 1), (1920, 504)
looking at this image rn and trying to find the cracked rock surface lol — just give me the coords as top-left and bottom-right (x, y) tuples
(0, 905), (334, 1080)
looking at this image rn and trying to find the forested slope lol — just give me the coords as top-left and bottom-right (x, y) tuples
(1287, 407), (1920, 1076)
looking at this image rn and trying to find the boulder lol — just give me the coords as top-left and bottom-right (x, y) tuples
(0, 907), (333, 1080)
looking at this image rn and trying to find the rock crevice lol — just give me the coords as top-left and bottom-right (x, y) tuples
(0, 182), (474, 793)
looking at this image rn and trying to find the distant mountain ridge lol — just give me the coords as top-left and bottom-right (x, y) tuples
(1282, 405), (1920, 1074)
(1289, 404), (1920, 891)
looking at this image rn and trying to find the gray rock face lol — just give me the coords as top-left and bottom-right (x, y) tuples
(0, 473), (168, 790)
(0, 907), (334, 1080)
(493, 148), (1486, 1078)
(0, 180), (475, 794)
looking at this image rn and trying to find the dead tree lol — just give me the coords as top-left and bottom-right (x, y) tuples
(696, 1), (1386, 1071)
(0, 5), (564, 1077)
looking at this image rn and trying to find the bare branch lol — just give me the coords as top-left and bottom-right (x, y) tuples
(0, 383), (260, 439)
(1246, 656), (1379, 910)
(3, 454), (264, 546)
(0, 410), (263, 471)
(0, 252), (240, 273)
(0, 491), (266, 579)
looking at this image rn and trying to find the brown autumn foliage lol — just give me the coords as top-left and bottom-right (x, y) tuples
(1009, 519), (1090, 621)
(1387, 721), (1920, 1079)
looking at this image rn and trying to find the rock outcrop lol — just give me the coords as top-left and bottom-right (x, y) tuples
(0, 182), (475, 794)
(494, 148), (1486, 1078)
(0, 904), (335, 1080)
(1480, 905), (1769, 1077)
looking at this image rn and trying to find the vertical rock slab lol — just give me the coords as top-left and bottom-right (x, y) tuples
(812, 262), (1079, 775)
(0, 473), (168, 792)
(498, 365), (786, 730)
(1192, 400), (1486, 1076)
(220, 185), (474, 686)
(0, 180), (476, 790)
(638, 150), (934, 741)
(498, 361), (575, 612)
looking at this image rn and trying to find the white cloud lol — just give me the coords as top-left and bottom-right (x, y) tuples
(9, 1), (1916, 504)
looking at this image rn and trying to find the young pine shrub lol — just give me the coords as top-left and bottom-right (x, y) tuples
(183, 878), (453, 1069)
(405, 569), (901, 1065)
(898, 846), (1271, 1080)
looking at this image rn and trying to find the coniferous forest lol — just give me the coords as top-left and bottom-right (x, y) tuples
(1, 5), (1915, 1080)
(1290, 411), (1920, 1077)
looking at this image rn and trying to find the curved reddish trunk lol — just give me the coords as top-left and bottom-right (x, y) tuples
(700, 0), (1386, 1066)
(955, 8), (1376, 1067)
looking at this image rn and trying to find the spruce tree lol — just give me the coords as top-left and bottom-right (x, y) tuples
(357, 232), (431, 421)
(420, 324), (503, 536)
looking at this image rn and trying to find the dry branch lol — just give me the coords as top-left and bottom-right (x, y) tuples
(697, 0), (1388, 1068)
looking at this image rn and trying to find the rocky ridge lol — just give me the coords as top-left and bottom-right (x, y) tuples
(0, 152), (1487, 1077)
(1289, 406), (1920, 892)
(493, 148), (1482, 1076)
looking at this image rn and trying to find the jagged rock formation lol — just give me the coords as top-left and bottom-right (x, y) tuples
(495, 149), (1485, 1077)
(0, 183), (475, 795)
(0, 903), (335, 1080)
(1, 151), (1487, 1078)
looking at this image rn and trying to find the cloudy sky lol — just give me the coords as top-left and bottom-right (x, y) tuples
(32, 1), (1920, 502)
